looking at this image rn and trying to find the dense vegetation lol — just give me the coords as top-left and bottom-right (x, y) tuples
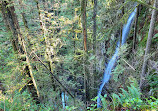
(0, 0), (158, 110)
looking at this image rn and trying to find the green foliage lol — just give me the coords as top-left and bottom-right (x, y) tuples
(0, 91), (55, 111)
(147, 72), (158, 97)
(87, 95), (108, 111)
(100, 94), (108, 111)
(87, 96), (98, 111)
(112, 64), (125, 82)
(112, 83), (158, 110)
(0, 0), (158, 110)
(146, 96), (158, 109)
(0, 91), (36, 111)
(112, 84), (142, 110)
(65, 106), (77, 111)
(66, 91), (158, 111)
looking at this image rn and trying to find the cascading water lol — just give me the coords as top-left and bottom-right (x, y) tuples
(61, 92), (68, 109)
(61, 92), (66, 109)
(97, 6), (137, 108)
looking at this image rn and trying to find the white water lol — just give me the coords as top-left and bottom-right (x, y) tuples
(97, 7), (137, 107)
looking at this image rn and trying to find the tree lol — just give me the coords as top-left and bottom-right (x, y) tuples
(92, 0), (97, 98)
(81, 0), (89, 105)
(140, 0), (158, 91)
(1, 0), (40, 103)
(81, 0), (87, 52)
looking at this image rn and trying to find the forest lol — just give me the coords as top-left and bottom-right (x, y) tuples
(0, 0), (158, 111)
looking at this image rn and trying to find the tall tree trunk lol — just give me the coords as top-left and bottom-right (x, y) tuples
(1, 1), (19, 53)
(18, 0), (31, 46)
(34, 0), (43, 32)
(81, 0), (89, 106)
(133, 5), (139, 52)
(140, 0), (158, 91)
(81, 0), (87, 52)
(92, 0), (97, 98)
(35, 0), (57, 91)
(120, 0), (124, 47)
(1, 1), (40, 103)
(93, 0), (97, 53)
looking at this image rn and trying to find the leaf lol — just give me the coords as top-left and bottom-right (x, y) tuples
(47, 13), (53, 17)
(100, 94), (108, 111)
(91, 96), (98, 101)
(74, 29), (82, 33)
(64, 19), (73, 25)
(73, 16), (79, 22)
(59, 16), (65, 21)
(121, 88), (129, 98)
(75, 8), (79, 12)
(153, 33), (158, 38)
(89, 55), (95, 61)
(112, 93), (122, 104)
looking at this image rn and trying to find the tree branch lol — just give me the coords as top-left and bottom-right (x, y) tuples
(32, 52), (74, 98)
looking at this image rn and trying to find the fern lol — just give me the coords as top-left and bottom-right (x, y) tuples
(121, 88), (129, 99)
(112, 84), (142, 110)
(101, 94), (108, 111)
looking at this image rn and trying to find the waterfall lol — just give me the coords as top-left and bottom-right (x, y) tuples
(61, 92), (68, 109)
(61, 92), (66, 109)
(97, 6), (137, 108)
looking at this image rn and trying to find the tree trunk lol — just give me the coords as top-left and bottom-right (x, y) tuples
(81, 0), (89, 106)
(18, 0), (31, 46)
(93, 0), (97, 53)
(34, 0), (43, 31)
(1, 1), (19, 53)
(92, 0), (97, 98)
(1, 1), (40, 103)
(120, 0), (124, 47)
(140, 0), (158, 91)
(81, 0), (87, 52)
(133, 5), (139, 52)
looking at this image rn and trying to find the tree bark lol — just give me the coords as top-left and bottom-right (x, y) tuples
(120, 0), (124, 47)
(133, 5), (139, 52)
(81, 0), (89, 106)
(81, 0), (87, 52)
(93, 0), (97, 54)
(92, 0), (97, 99)
(140, 0), (158, 90)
